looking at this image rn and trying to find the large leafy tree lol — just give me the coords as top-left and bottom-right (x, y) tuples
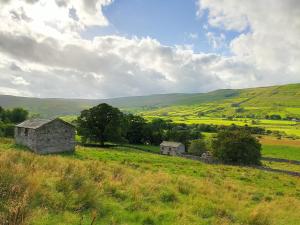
(212, 130), (261, 165)
(77, 103), (126, 145)
(125, 114), (147, 144)
(147, 118), (170, 145)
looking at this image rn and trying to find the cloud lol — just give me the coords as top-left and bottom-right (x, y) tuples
(11, 76), (30, 86)
(9, 62), (22, 71)
(206, 32), (226, 49)
(189, 33), (198, 39)
(198, 0), (300, 85)
(0, 87), (32, 96)
(0, 32), (226, 98)
(0, 0), (299, 99)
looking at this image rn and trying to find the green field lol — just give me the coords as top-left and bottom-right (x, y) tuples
(1, 139), (300, 225)
(263, 161), (300, 173)
(141, 115), (300, 138)
(262, 145), (300, 161)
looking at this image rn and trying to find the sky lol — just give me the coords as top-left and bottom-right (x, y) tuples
(0, 0), (299, 99)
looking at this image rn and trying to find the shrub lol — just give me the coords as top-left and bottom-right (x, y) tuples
(0, 123), (14, 138)
(188, 139), (208, 156)
(269, 114), (282, 120)
(212, 130), (261, 165)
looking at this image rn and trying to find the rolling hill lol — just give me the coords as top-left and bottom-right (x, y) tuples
(0, 83), (300, 118)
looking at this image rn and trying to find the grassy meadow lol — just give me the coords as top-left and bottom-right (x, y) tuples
(1, 138), (300, 225)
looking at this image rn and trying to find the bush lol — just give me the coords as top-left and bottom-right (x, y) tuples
(0, 123), (15, 138)
(269, 114), (282, 120)
(212, 130), (261, 165)
(188, 139), (208, 156)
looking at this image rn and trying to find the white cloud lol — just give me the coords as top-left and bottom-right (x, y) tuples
(206, 32), (226, 49)
(0, 33), (226, 98)
(198, 0), (300, 85)
(12, 76), (30, 86)
(0, 0), (112, 42)
(0, 86), (32, 96)
(189, 33), (198, 39)
(0, 0), (299, 99)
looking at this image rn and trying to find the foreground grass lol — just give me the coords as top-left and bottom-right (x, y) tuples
(1, 139), (300, 225)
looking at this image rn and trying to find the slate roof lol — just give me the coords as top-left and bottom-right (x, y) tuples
(160, 141), (183, 147)
(16, 118), (74, 129)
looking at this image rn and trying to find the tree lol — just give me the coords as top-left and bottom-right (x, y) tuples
(7, 108), (28, 123)
(188, 139), (208, 156)
(146, 118), (169, 145)
(0, 106), (4, 121)
(269, 114), (282, 120)
(166, 127), (200, 148)
(77, 103), (126, 146)
(126, 114), (147, 144)
(212, 130), (261, 165)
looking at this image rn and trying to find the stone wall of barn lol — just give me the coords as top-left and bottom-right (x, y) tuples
(160, 145), (185, 155)
(35, 120), (75, 154)
(177, 145), (185, 154)
(15, 127), (37, 150)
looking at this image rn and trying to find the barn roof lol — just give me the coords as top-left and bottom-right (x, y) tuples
(160, 141), (183, 147)
(16, 118), (74, 129)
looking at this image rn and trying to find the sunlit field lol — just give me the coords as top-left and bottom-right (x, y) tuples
(261, 138), (300, 160)
(142, 114), (300, 138)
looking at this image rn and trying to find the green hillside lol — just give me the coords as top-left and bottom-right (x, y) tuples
(0, 90), (241, 117)
(142, 84), (300, 119)
(1, 138), (300, 225)
(0, 83), (300, 118)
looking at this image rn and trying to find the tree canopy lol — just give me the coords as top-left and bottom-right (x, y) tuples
(0, 106), (28, 123)
(77, 103), (126, 145)
(0, 106), (28, 137)
(212, 130), (261, 165)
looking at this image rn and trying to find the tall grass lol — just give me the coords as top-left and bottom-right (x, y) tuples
(0, 139), (300, 224)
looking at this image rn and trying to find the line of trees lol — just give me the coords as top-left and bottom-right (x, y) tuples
(76, 104), (269, 148)
(76, 104), (262, 165)
(76, 103), (202, 146)
(0, 106), (29, 137)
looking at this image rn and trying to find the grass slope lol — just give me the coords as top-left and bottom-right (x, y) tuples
(1, 139), (300, 225)
(1, 83), (300, 118)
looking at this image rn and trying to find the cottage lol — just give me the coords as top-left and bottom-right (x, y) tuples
(160, 141), (185, 156)
(15, 118), (75, 154)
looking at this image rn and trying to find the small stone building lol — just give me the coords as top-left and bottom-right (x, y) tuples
(160, 141), (185, 156)
(15, 118), (75, 154)
(200, 151), (214, 163)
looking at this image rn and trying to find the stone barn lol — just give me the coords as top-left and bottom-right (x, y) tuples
(160, 141), (185, 156)
(15, 118), (75, 154)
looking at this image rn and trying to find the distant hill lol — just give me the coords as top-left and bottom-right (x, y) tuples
(0, 83), (300, 118)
